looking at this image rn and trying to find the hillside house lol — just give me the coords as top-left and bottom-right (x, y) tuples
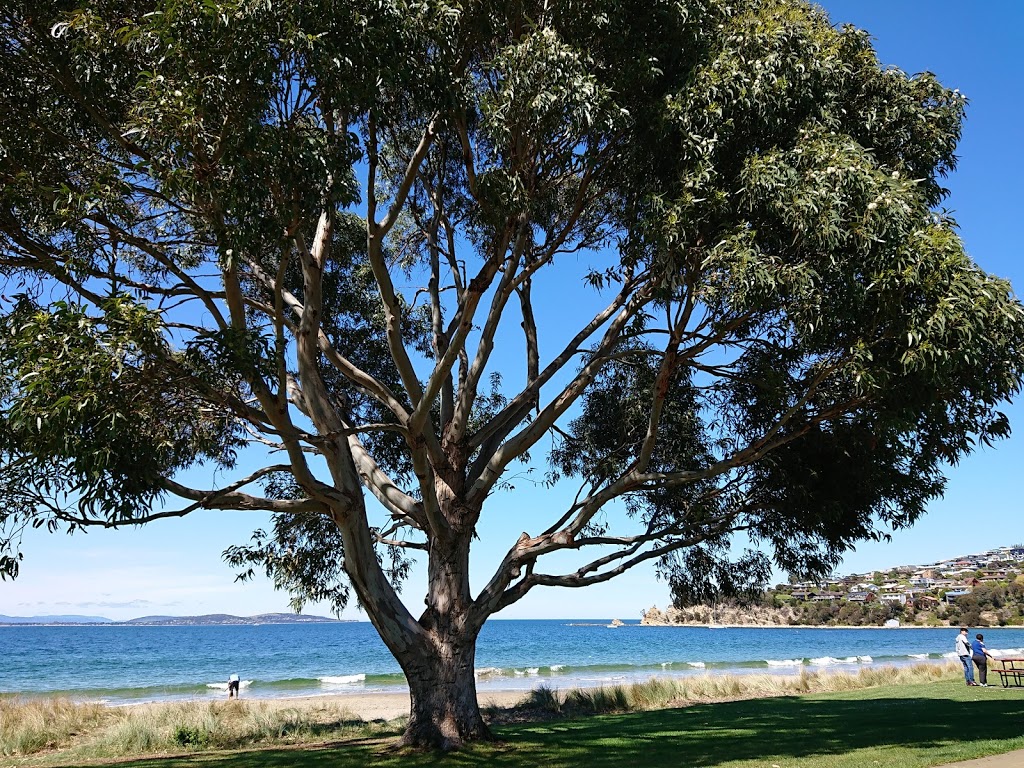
(847, 592), (875, 603)
(879, 593), (910, 605)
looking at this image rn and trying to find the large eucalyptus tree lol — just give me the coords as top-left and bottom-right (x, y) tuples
(3, 0), (1024, 749)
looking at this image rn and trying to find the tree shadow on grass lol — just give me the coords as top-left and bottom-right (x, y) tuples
(494, 688), (1024, 768)
(97, 685), (1024, 768)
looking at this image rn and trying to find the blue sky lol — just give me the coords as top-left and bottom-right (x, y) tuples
(2, 2), (1023, 622)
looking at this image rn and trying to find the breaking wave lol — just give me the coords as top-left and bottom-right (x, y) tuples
(318, 675), (366, 685)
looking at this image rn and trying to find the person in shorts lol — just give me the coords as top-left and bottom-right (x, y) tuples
(228, 673), (240, 698)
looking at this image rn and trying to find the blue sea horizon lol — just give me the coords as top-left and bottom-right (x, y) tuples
(4, 621), (1021, 705)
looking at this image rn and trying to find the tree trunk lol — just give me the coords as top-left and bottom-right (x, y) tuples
(399, 629), (491, 750)
(340, 488), (490, 750)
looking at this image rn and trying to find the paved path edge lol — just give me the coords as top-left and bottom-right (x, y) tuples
(937, 747), (1024, 767)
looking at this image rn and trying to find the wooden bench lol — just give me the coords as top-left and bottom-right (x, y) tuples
(994, 658), (1024, 688)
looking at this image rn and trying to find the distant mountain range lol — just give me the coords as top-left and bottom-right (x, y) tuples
(0, 612), (344, 626)
(0, 614), (113, 624)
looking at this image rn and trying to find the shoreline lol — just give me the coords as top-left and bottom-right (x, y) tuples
(0, 620), (980, 629)
(35, 658), (967, 712)
(12, 624), (1021, 710)
(45, 662), (963, 721)
(639, 623), (954, 629)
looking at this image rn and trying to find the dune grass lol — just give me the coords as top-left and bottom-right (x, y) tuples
(70, 680), (1024, 768)
(514, 660), (957, 717)
(0, 697), (399, 764)
(3, 663), (1022, 767)
(0, 698), (109, 757)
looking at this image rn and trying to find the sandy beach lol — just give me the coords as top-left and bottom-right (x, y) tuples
(134, 659), (955, 721)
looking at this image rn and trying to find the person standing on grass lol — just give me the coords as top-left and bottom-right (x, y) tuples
(972, 633), (994, 687)
(956, 627), (978, 686)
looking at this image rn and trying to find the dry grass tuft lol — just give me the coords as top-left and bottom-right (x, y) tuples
(515, 662), (961, 717)
(0, 696), (397, 761)
(0, 696), (111, 756)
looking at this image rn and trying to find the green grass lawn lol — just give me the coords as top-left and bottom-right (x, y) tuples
(55, 679), (1024, 768)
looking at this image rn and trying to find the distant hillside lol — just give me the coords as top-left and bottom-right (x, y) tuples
(0, 613), (343, 626)
(0, 614), (113, 624)
(643, 545), (1024, 628)
(123, 613), (343, 626)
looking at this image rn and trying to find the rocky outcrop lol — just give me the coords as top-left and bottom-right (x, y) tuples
(640, 604), (797, 626)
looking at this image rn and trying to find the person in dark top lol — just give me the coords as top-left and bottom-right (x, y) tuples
(972, 634), (994, 687)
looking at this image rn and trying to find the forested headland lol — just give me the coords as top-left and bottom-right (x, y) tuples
(644, 547), (1024, 627)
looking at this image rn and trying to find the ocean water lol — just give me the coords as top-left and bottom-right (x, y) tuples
(3, 621), (1024, 705)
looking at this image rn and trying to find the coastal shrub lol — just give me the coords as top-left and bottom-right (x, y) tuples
(212, 702), (390, 748)
(173, 725), (210, 748)
(797, 667), (812, 692)
(0, 697), (402, 760)
(535, 662), (964, 721)
(1, 731), (47, 757)
(154, 702), (222, 751)
(237, 706), (311, 742)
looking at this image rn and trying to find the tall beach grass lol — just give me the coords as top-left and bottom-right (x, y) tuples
(1, 662), (960, 762)
(0, 697), (108, 756)
(517, 661), (960, 716)
(0, 696), (399, 762)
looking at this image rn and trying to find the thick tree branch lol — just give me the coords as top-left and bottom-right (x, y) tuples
(410, 228), (515, 439)
(431, 220), (523, 443)
(467, 270), (644, 458)
(631, 290), (697, 475)
(243, 259), (414, 421)
(347, 433), (426, 528)
(467, 279), (657, 504)
(365, 115), (427, 410)
(424, 180), (455, 426)
(214, 230), (340, 508)
(376, 115), (440, 236)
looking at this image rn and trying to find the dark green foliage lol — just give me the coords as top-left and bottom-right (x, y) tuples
(947, 584), (1024, 627)
(783, 599), (904, 627)
(2, 3), (1024, 741)
(225, 514), (353, 617)
(172, 726), (210, 749)
(0, 295), (244, 576)
(666, 548), (772, 608)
